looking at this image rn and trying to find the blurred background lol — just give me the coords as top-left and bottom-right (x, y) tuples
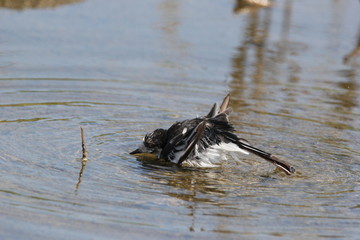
(0, 0), (359, 239)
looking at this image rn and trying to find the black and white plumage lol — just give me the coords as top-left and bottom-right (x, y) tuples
(130, 94), (295, 174)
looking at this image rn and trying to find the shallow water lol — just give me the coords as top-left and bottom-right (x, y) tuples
(0, 0), (360, 239)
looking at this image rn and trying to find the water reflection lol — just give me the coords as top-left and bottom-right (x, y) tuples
(332, 69), (358, 111)
(134, 153), (297, 233)
(0, 0), (82, 10)
(275, 0), (293, 64)
(230, 3), (274, 106)
(228, 0), (360, 181)
(135, 155), (234, 232)
(231, 0), (296, 89)
(136, 155), (228, 201)
(343, 29), (360, 63)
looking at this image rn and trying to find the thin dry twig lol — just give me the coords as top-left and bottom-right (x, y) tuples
(81, 127), (88, 160)
(76, 127), (88, 192)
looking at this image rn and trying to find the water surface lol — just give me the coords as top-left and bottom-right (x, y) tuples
(0, 0), (360, 239)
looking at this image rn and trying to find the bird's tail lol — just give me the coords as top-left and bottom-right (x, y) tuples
(237, 142), (295, 175)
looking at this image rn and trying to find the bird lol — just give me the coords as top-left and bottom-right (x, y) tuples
(130, 94), (295, 175)
(234, 0), (271, 14)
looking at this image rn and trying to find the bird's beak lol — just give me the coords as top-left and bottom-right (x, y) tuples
(130, 148), (142, 155)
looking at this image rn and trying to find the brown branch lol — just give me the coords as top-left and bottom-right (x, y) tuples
(81, 127), (87, 160)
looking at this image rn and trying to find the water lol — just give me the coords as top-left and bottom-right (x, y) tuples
(0, 0), (360, 239)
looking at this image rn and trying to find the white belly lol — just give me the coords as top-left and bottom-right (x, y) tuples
(181, 142), (249, 167)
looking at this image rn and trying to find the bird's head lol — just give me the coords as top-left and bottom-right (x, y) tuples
(130, 128), (168, 156)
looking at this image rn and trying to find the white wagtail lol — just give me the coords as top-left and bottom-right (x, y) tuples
(131, 94), (295, 174)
